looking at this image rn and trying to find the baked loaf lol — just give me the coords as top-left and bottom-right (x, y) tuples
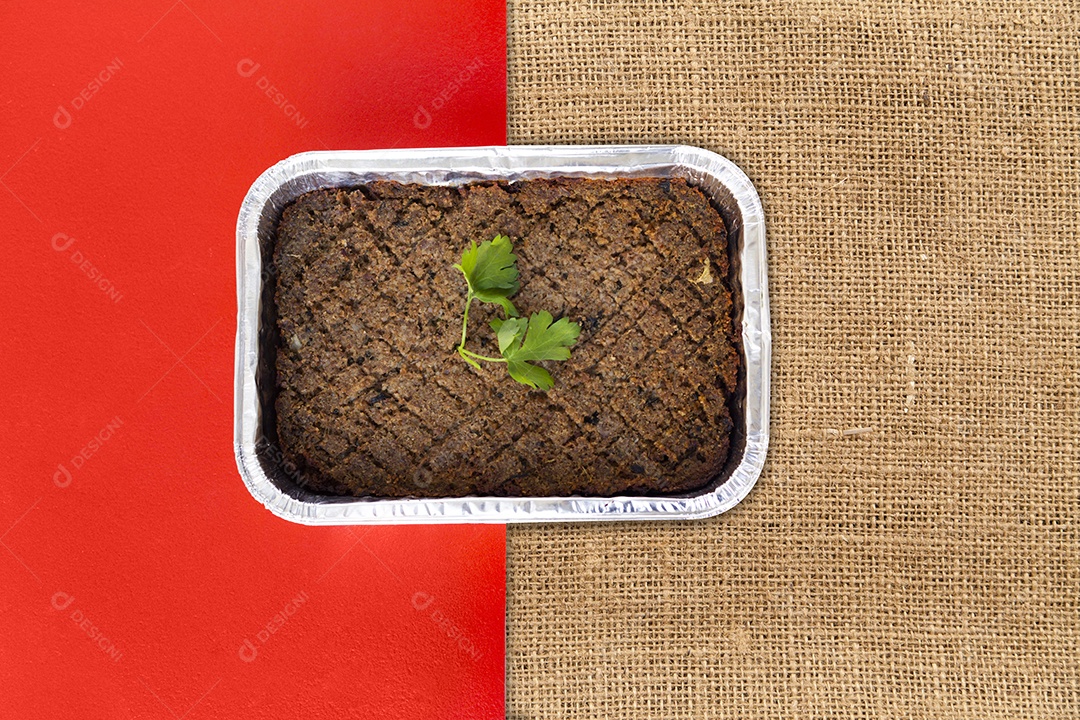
(271, 177), (740, 497)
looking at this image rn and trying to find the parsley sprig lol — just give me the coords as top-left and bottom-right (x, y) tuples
(454, 235), (580, 390)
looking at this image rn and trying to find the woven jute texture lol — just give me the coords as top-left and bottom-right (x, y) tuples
(504, 1), (1079, 717)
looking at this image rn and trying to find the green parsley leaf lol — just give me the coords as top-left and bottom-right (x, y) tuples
(490, 316), (528, 355)
(453, 234), (519, 317)
(506, 311), (581, 363)
(494, 311), (581, 391)
(455, 235), (581, 390)
(507, 359), (557, 391)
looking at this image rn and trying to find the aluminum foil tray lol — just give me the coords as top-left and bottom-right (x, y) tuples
(235, 145), (770, 524)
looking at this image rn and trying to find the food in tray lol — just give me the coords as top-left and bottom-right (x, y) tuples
(269, 176), (741, 498)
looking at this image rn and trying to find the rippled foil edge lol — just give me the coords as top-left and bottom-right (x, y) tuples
(234, 145), (770, 524)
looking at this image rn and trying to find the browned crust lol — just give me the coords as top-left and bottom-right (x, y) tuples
(272, 177), (739, 497)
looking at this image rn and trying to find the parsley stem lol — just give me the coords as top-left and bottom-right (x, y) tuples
(459, 348), (508, 363)
(458, 292), (474, 352)
(457, 291), (508, 364)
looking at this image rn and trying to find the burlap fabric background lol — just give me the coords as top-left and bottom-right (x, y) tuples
(504, 1), (1079, 717)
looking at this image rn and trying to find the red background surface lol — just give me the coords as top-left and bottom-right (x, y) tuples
(1, 2), (507, 718)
